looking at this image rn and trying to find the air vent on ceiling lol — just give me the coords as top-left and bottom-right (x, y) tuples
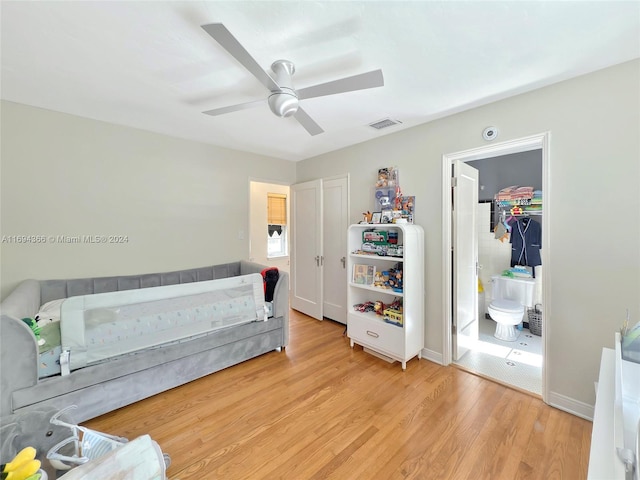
(368, 118), (402, 130)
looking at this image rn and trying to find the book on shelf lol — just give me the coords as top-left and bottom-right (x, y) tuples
(352, 264), (376, 285)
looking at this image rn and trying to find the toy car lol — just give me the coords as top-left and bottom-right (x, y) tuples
(362, 242), (383, 253)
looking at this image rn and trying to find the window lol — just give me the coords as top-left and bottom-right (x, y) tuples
(267, 193), (287, 257)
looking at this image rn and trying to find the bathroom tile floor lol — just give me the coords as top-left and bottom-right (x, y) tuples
(454, 317), (542, 395)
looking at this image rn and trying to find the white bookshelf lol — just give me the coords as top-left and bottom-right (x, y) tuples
(346, 223), (424, 369)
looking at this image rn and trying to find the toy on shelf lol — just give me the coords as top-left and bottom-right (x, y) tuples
(376, 167), (398, 188)
(375, 167), (401, 217)
(394, 185), (403, 211)
(400, 196), (415, 223)
(374, 301), (385, 316)
(388, 269), (403, 292)
(383, 298), (403, 327)
(373, 271), (386, 288)
(372, 167), (415, 224)
(353, 302), (375, 313)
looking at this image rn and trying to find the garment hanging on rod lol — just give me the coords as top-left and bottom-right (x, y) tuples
(510, 217), (542, 275)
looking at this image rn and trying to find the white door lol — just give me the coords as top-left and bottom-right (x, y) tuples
(290, 179), (323, 319)
(453, 160), (479, 360)
(322, 176), (349, 323)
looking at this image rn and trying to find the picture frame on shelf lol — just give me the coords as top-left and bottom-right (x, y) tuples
(371, 211), (382, 224)
(352, 264), (376, 285)
(381, 209), (393, 224)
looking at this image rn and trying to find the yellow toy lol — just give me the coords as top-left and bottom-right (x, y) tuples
(373, 271), (385, 287)
(2, 460), (40, 480)
(0, 447), (40, 480)
(374, 301), (385, 316)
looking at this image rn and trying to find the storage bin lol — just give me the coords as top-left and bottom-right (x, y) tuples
(527, 304), (542, 336)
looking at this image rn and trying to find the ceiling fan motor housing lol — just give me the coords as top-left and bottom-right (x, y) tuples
(268, 60), (299, 117)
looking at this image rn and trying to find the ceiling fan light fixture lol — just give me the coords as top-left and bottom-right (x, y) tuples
(268, 91), (299, 117)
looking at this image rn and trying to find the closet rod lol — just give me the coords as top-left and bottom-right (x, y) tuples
(500, 208), (543, 217)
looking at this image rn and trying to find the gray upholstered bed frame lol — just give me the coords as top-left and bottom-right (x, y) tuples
(0, 261), (289, 422)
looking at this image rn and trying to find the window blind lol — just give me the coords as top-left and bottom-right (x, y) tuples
(267, 193), (287, 225)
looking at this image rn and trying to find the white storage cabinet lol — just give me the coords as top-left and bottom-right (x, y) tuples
(346, 223), (424, 369)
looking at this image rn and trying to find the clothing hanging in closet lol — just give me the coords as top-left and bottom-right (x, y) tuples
(510, 217), (542, 270)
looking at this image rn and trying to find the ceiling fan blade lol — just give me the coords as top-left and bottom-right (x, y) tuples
(294, 107), (324, 136)
(297, 69), (384, 100)
(201, 23), (279, 91)
(203, 99), (265, 117)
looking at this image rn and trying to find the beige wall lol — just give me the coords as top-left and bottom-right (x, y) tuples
(296, 59), (640, 413)
(0, 101), (296, 299)
(2, 59), (638, 414)
(249, 181), (290, 274)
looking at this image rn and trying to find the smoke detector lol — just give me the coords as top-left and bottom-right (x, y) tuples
(483, 126), (499, 141)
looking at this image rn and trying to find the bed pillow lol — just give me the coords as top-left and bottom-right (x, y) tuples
(35, 299), (65, 326)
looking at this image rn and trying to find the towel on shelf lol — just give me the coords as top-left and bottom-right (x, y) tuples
(509, 265), (533, 278)
(495, 185), (534, 201)
(531, 190), (543, 205)
(524, 204), (542, 212)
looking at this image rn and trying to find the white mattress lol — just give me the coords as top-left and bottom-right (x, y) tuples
(60, 273), (266, 372)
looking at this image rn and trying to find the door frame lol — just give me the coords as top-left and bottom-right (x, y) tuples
(441, 132), (551, 402)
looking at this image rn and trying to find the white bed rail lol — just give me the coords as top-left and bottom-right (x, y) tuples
(60, 273), (266, 373)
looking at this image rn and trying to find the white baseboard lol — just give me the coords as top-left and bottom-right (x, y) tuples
(547, 391), (594, 421)
(421, 348), (443, 365)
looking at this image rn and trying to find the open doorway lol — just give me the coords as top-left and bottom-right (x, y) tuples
(249, 180), (290, 275)
(441, 133), (550, 400)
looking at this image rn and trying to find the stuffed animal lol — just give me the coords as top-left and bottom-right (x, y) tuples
(0, 407), (76, 479)
(373, 271), (385, 288)
(387, 268), (403, 292)
(376, 169), (389, 187)
(20, 319), (45, 347)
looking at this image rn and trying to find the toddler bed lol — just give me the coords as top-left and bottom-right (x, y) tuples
(35, 273), (267, 377)
(1, 260), (289, 422)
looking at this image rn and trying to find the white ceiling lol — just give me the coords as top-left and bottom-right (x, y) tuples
(2, 1), (639, 162)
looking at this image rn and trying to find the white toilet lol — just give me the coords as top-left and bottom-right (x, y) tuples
(488, 275), (535, 341)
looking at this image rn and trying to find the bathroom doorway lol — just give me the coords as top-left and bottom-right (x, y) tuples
(441, 133), (550, 399)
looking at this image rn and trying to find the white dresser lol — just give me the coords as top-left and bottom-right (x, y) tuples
(588, 335), (639, 479)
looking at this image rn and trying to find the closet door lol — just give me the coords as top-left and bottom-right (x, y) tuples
(290, 179), (323, 319)
(290, 175), (349, 323)
(322, 176), (348, 324)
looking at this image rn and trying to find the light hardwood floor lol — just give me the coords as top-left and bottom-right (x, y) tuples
(85, 309), (592, 479)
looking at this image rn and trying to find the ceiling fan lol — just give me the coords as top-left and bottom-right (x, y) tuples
(201, 23), (384, 136)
